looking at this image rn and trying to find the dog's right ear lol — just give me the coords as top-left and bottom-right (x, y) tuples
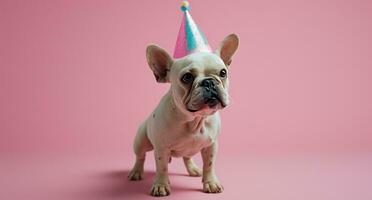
(146, 45), (173, 83)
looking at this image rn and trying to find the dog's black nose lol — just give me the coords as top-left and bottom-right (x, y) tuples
(201, 78), (219, 107)
(200, 78), (216, 88)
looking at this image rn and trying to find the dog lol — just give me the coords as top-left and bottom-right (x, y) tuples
(128, 34), (239, 196)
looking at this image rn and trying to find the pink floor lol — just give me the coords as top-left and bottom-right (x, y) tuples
(2, 152), (372, 200)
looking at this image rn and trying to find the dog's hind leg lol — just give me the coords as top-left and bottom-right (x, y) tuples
(183, 157), (202, 177)
(128, 122), (153, 181)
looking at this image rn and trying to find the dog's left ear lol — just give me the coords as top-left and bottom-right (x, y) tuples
(215, 34), (239, 66)
(146, 45), (174, 83)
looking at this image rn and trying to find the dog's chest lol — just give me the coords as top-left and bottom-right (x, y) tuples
(169, 123), (216, 157)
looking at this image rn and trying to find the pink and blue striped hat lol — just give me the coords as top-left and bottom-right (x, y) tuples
(173, 1), (212, 58)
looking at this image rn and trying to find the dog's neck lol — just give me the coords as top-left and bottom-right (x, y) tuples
(167, 91), (210, 133)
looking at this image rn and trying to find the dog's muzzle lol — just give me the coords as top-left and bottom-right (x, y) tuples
(200, 78), (220, 108)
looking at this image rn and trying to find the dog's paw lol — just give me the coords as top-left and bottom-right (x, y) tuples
(203, 181), (223, 193)
(127, 169), (143, 181)
(150, 183), (171, 197)
(187, 167), (202, 177)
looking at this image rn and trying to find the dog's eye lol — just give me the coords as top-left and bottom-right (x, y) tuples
(181, 72), (194, 84)
(219, 69), (227, 78)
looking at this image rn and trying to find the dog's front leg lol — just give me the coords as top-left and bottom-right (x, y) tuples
(201, 142), (223, 193)
(150, 149), (171, 196)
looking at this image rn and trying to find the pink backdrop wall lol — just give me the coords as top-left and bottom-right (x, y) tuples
(1, 0), (371, 156)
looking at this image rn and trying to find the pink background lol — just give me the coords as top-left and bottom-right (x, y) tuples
(1, 0), (372, 200)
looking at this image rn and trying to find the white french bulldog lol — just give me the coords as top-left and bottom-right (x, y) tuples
(128, 34), (239, 197)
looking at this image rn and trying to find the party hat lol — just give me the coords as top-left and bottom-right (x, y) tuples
(173, 1), (212, 58)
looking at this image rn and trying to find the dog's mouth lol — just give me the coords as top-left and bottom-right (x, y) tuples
(187, 108), (199, 113)
(186, 96), (227, 113)
(185, 79), (229, 113)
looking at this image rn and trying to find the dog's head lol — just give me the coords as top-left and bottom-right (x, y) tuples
(146, 34), (239, 116)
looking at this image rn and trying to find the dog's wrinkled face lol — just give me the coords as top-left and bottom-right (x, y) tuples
(170, 53), (229, 115)
(146, 34), (239, 116)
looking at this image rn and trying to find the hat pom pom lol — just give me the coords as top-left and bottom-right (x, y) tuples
(180, 1), (190, 12)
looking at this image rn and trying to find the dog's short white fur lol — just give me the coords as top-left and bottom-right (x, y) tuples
(128, 34), (239, 197)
